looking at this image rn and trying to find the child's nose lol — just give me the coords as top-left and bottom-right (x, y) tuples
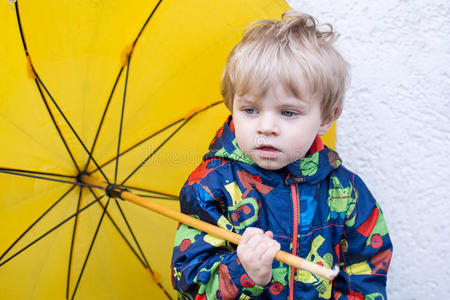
(257, 114), (279, 136)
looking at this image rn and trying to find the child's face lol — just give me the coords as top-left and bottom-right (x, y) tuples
(232, 82), (333, 170)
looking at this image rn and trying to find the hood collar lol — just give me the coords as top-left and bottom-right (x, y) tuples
(204, 116), (342, 184)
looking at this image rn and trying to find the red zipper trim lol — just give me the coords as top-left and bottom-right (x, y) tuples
(289, 183), (299, 300)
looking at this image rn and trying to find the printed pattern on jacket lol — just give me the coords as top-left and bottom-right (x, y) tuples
(171, 117), (392, 300)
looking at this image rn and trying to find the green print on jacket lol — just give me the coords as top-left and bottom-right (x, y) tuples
(224, 179), (265, 231)
(299, 152), (320, 176)
(335, 291), (385, 300)
(327, 176), (357, 227)
(359, 202), (389, 247)
(174, 222), (202, 248)
(193, 260), (222, 299)
(271, 264), (289, 286)
(215, 139), (256, 165)
(296, 235), (334, 299)
(365, 292), (385, 300)
(227, 197), (259, 230)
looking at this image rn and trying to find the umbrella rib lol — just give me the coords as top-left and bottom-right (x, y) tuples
(71, 198), (111, 300)
(132, 0), (164, 48)
(113, 59), (131, 184)
(34, 76), (111, 184)
(84, 67), (124, 173)
(86, 190), (175, 299)
(120, 117), (190, 186)
(85, 0), (163, 174)
(86, 187), (147, 267)
(0, 194), (104, 268)
(112, 198), (176, 300)
(119, 100), (222, 186)
(112, 198), (153, 268)
(0, 169), (103, 189)
(0, 185), (76, 263)
(12, 0), (110, 183)
(66, 186), (83, 299)
(35, 80), (82, 173)
(12, 1), (29, 62)
(0, 167), (75, 179)
(87, 118), (183, 175)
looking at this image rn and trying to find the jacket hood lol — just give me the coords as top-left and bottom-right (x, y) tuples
(203, 116), (342, 184)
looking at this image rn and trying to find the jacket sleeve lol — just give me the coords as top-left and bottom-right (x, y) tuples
(171, 165), (265, 300)
(333, 173), (393, 300)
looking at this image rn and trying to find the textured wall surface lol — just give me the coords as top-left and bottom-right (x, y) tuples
(286, 1), (450, 299)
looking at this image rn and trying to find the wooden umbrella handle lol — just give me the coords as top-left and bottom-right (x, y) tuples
(81, 175), (339, 280)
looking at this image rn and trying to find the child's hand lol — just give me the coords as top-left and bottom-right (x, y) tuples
(237, 227), (281, 286)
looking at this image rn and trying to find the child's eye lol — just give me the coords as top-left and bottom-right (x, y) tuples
(281, 110), (297, 117)
(243, 108), (257, 115)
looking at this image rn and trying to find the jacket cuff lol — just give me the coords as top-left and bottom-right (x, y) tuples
(222, 253), (265, 298)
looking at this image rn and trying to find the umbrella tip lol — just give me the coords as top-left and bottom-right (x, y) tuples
(8, 0), (16, 9)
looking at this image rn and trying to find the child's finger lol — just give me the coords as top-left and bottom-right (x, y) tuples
(240, 227), (263, 246)
(258, 233), (278, 256)
(246, 232), (264, 250)
(248, 233), (275, 259)
(260, 239), (280, 265)
(264, 231), (274, 239)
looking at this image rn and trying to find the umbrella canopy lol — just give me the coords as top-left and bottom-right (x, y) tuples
(0, 0), (335, 299)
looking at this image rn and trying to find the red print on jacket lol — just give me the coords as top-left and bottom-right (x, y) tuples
(237, 169), (273, 199)
(371, 249), (392, 274)
(356, 207), (380, 237)
(209, 125), (225, 147)
(187, 159), (226, 185)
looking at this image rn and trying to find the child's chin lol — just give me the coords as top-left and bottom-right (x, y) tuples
(255, 159), (287, 170)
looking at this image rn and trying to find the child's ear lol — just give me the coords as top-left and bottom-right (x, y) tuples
(318, 115), (335, 136)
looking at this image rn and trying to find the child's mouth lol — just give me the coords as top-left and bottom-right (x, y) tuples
(256, 145), (280, 158)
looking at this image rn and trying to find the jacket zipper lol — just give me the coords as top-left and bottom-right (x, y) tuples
(289, 183), (299, 300)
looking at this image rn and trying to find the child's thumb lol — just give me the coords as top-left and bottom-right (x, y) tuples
(264, 231), (274, 239)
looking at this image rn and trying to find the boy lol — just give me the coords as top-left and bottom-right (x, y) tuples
(171, 11), (392, 300)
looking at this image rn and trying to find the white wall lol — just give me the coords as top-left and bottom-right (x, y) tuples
(286, 0), (450, 299)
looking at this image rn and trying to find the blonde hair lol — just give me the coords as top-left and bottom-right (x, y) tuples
(221, 10), (350, 121)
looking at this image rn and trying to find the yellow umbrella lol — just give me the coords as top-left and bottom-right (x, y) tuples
(0, 0), (335, 299)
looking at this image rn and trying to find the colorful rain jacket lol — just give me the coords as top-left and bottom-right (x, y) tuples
(171, 117), (392, 300)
